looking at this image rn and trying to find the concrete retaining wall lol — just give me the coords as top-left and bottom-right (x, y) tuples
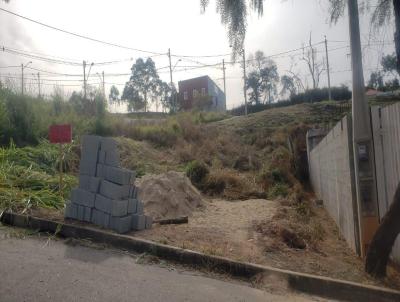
(308, 116), (360, 254)
(372, 103), (400, 263)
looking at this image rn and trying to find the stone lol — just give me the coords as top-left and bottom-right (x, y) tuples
(89, 177), (101, 193)
(105, 150), (120, 167)
(99, 180), (130, 200)
(96, 164), (104, 178)
(131, 214), (146, 231)
(100, 137), (117, 152)
(127, 199), (138, 214)
(98, 150), (106, 164)
(110, 215), (132, 234)
(104, 166), (135, 185)
(95, 194), (128, 217)
(81, 135), (101, 155)
(70, 188), (95, 208)
(79, 157), (97, 176)
(78, 175), (91, 191)
(145, 216), (153, 229)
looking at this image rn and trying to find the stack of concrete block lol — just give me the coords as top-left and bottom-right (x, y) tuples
(65, 135), (152, 233)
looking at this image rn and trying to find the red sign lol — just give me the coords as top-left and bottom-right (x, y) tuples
(49, 124), (72, 144)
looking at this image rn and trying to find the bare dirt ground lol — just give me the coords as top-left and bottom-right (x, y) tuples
(135, 198), (400, 290)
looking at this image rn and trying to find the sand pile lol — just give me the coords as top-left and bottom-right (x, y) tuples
(136, 171), (204, 220)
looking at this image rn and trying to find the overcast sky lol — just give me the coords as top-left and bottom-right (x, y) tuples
(0, 0), (396, 111)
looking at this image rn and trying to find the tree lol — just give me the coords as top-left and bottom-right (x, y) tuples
(157, 81), (174, 112)
(368, 71), (384, 90)
(122, 58), (160, 112)
(302, 33), (324, 89)
(381, 53), (398, 77)
(280, 75), (297, 97)
(246, 71), (263, 104)
(109, 85), (120, 105)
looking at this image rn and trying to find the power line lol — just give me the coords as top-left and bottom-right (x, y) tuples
(0, 7), (166, 56)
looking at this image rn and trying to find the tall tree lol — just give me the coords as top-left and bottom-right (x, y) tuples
(280, 75), (297, 97)
(122, 58), (160, 112)
(109, 85), (120, 105)
(302, 33), (325, 89)
(246, 71), (263, 104)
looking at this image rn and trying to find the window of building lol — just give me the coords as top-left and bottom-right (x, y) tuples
(183, 91), (188, 101)
(193, 89), (198, 98)
(201, 88), (206, 96)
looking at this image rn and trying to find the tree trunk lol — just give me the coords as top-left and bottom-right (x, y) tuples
(394, 0), (400, 75)
(365, 182), (400, 278)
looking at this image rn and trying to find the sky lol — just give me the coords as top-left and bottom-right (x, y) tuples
(0, 0), (396, 111)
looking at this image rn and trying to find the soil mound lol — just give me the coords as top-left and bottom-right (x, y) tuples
(136, 171), (204, 220)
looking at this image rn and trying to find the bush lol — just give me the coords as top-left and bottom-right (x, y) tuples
(268, 183), (289, 199)
(186, 160), (209, 185)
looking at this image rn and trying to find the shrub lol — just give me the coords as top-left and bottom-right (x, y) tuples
(268, 183), (289, 199)
(186, 160), (209, 185)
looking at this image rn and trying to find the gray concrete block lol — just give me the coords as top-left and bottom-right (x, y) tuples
(100, 137), (117, 152)
(104, 166), (135, 185)
(96, 164), (104, 178)
(89, 177), (101, 193)
(95, 194), (128, 216)
(131, 214), (146, 231)
(136, 201), (144, 215)
(71, 188), (95, 208)
(145, 216), (153, 229)
(110, 215), (132, 234)
(128, 199), (138, 214)
(77, 205), (85, 221)
(83, 207), (92, 223)
(105, 150), (120, 167)
(79, 157), (97, 176)
(78, 175), (91, 191)
(91, 209), (110, 228)
(99, 180), (130, 200)
(82, 135), (101, 155)
(98, 150), (106, 164)
(129, 186), (138, 199)
(64, 201), (78, 219)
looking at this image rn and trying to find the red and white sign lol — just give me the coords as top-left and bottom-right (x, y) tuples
(49, 124), (72, 144)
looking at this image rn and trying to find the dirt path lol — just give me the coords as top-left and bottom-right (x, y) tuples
(138, 199), (275, 263)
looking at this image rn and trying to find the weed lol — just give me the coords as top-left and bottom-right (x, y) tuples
(268, 183), (289, 199)
(186, 160), (209, 186)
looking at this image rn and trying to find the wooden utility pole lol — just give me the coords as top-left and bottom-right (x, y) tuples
(37, 72), (41, 98)
(324, 36), (332, 101)
(21, 63), (24, 95)
(168, 48), (174, 111)
(222, 59), (226, 97)
(83, 60), (87, 99)
(242, 49), (248, 116)
(348, 0), (379, 257)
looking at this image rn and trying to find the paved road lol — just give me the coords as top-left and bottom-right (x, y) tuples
(0, 228), (321, 302)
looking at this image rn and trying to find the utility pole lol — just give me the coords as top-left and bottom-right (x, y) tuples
(324, 36), (332, 101)
(102, 71), (105, 97)
(348, 0), (379, 257)
(37, 72), (41, 98)
(222, 59), (226, 97)
(168, 48), (175, 111)
(242, 48), (248, 116)
(21, 63), (24, 95)
(83, 60), (87, 99)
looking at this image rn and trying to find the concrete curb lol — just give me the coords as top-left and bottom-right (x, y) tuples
(1, 212), (400, 302)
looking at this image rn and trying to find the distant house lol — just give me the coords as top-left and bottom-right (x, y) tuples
(178, 76), (226, 112)
(366, 88), (379, 97)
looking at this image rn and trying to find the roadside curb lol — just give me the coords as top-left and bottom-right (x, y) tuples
(2, 212), (400, 302)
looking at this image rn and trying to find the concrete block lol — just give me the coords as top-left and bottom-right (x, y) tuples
(78, 175), (91, 191)
(79, 157), (97, 176)
(64, 201), (78, 219)
(129, 186), (138, 199)
(99, 180), (130, 200)
(98, 150), (106, 164)
(136, 201), (144, 215)
(100, 137), (117, 152)
(95, 194), (128, 216)
(96, 164), (104, 178)
(77, 205), (85, 221)
(81, 135), (101, 156)
(104, 166), (135, 185)
(71, 188), (95, 208)
(89, 177), (101, 193)
(128, 199), (138, 214)
(91, 209), (110, 228)
(145, 216), (153, 229)
(131, 214), (146, 231)
(110, 215), (132, 234)
(83, 207), (92, 223)
(105, 150), (120, 167)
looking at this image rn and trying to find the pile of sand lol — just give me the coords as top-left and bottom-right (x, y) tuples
(136, 171), (204, 220)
